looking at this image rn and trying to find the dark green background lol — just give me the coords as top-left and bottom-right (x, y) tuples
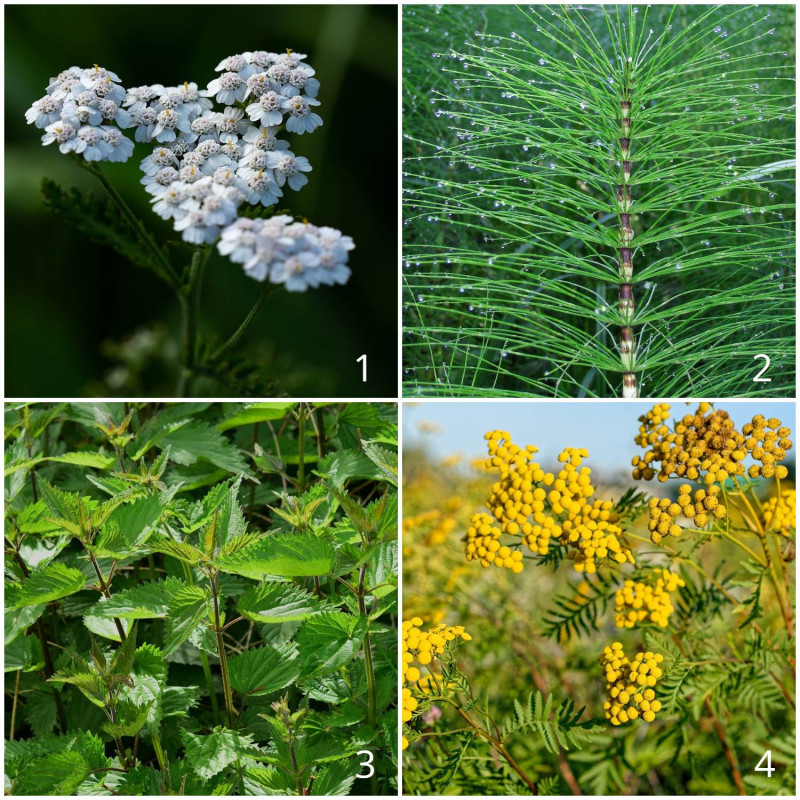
(5, 4), (398, 398)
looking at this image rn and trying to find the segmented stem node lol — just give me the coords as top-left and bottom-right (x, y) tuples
(617, 61), (638, 397)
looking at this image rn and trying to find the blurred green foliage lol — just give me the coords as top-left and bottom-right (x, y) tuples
(5, 4), (398, 397)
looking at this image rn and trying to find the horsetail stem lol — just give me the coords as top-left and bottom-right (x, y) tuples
(617, 58), (638, 398)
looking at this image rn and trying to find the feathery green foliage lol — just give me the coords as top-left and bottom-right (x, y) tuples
(403, 4), (795, 397)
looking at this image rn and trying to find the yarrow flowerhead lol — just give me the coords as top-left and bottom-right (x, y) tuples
(26, 65), (135, 162)
(600, 642), (664, 725)
(217, 216), (354, 291)
(27, 52), (354, 291)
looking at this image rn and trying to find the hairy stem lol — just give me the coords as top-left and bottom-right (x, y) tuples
(5, 536), (69, 732)
(88, 552), (127, 641)
(180, 562), (221, 723)
(357, 565), (379, 794)
(210, 573), (235, 728)
(210, 285), (275, 363)
(616, 57), (637, 398)
(297, 408), (306, 492)
(150, 727), (171, 790)
(10, 670), (21, 740)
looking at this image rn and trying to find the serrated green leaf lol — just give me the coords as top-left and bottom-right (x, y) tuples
(216, 532), (336, 579)
(228, 643), (300, 696)
(4, 634), (44, 672)
(164, 585), (210, 656)
(89, 577), (185, 620)
(161, 421), (254, 477)
(238, 582), (327, 624)
(317, 449), (385, 487)
(13, 749), (91, 796)
(360, 441), (398, 486)
(216, 403), (297, 431)
(147, 535), (204, 566)
(310, 759), (360, 796)
(298, 612), (368, 679)
(182, 727), (262, 780)
(7, 562), (85, 608)
(82, 613), (133, 642)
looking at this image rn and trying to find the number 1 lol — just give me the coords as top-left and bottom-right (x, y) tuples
(357, 354), (367, 382)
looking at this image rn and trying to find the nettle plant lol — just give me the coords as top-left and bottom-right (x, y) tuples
(402, 404), (795, 795)
(402, 4), (795, 398)
(26, 53), (354, 395)
(4, 402), (397, 796)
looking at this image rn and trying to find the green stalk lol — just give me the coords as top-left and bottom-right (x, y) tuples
(357, 565), (379, 795)
(297, 409), (306, 492)
(210, 285), (276, 363)
(76, 159), (178, 289)
(180, 562), (220, 724)
(87, 551), (127, 641)
(150, 727), (171, 791)
(177, 247), (209, 395)
(210, 573), (235, 728)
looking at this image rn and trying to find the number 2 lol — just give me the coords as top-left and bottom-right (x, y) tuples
(356, 749), (374, 778)
(753, 354), (771, 382)
(755, 749), (775, 777)
(357, 354), (367, 382)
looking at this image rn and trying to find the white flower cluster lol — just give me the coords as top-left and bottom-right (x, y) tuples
(218, 216), (354, 292)
(26, 52), (354, 290)
(136, 50), (321, 249)
(25, 65), (135, 162)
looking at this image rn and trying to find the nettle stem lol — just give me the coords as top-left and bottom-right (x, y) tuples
(210, 572), (235, 728)
(616, 58), (638, 398)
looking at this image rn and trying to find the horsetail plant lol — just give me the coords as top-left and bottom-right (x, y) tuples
(402, 4), (795, 398)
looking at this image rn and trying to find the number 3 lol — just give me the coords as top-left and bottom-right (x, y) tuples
(356, 749), (374, 778)
(753, 354), (771, 382)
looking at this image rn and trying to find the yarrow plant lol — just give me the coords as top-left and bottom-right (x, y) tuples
(402, 402), (795, 795)
(25, 52), (355, 394)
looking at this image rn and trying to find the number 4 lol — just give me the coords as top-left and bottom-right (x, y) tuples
(356, 750), (374, 778)
(755, 750), (775, 778)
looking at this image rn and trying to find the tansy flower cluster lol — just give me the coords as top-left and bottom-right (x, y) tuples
(762, 489), (796, 536)
(647, 484), (726, 543)
(614, 569), (685, 628)
(600, 643), (664, 725)
(25, 66), (135, 162)
(464, 432), (634, 574)
(402, 619), (471, 750)
(25, 53), (355, 292)
(632, 404), (791, 483)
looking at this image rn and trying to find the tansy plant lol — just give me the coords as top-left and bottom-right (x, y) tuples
(26, 53), (354, 396)
(4, 401), (398, 796)
(402, 4), (795, 398)
(401, 403), (795, 795)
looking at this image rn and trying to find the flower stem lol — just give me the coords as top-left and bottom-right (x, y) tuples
(210, 572), (235, 728)
(177, 246), (210, 394)
(210, 285), (276, 363)
(76, 158), (179, 289)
